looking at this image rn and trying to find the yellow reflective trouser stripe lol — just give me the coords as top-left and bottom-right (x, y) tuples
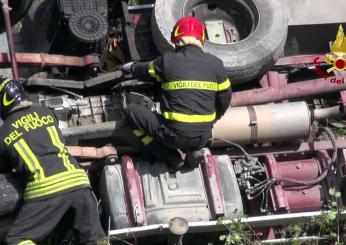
(163, 111), (216, 123)
(133, 129), (145, 137)
(218, 79), (231, 91)
(148, 61), (162, 82)
(25, 171), (90, 200)
(18, 240), (36, 245)
(142, 135), (153, 145)
(26, 169), (87, 190)
(14, 139), (45, 181)
(47, 126), (75, 171)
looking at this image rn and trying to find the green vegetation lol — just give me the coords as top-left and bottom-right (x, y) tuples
(218, 188), (345, 245)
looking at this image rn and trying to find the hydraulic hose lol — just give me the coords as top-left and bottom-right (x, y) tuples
(274, 127), (337, 186)
(217, 127), (337, 187)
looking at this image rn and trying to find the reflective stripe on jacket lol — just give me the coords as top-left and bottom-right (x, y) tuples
(132, 45), (232, 137)
(0, 106), (90, 201)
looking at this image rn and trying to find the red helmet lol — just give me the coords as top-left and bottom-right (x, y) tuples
(171, 16), (206, 45)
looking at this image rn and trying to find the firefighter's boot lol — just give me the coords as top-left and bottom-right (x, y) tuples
(184, 148), (205, 169)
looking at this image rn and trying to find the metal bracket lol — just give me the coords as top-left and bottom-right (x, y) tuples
(205, 20), (227, 44)
(247, 106), (258, 144)
(200, 149), (226, 219)
(121, 156), (147, 226)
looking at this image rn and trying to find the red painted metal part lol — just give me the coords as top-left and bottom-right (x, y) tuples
(275, 55), (326, 66)
(1, 0), (19, 79)
(121, 156), (147, 227)
(222, 139), (346, 158)
(232, 77), (346, 107)
(66, 146), (117, 159)
(200, 149), (226, 219)
(338, 149), (346, 176)
(273, 185), (325, 212)
(340, 91), (346, 118)
(267, 157), (321, 181)
(260, 71), (288, 89)
(264, 155), (326, 212)
(0, 53), (99, 68)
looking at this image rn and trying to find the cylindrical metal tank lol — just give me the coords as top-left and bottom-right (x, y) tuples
(212, 102), (311, 146)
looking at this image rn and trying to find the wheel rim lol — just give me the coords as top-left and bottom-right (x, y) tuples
(183, 0), (259, 45)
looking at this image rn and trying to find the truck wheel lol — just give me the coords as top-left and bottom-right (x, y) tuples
(0, 0), (33, 33)
(152, 0), (288, 83)
(0, 173), (23, 216)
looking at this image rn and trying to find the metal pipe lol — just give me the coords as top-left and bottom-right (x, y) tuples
(109, 210), (346, 240)
(61, 121), (125, 139)
(231, 77), (346, 107)
(128, 4), (154, 12)
(167, 217), (189, 245)
(212, 139), (346, 157)
(1, 0), (19, 80)
(66, 146), (117, 159)
(313, 106), (343, 120)
(212, 102), (311, 146)
(261, 236), (331, 244)
(0, 53), (99, 68)
(275, 55), (326, 66)
(62, 103), (314, 146)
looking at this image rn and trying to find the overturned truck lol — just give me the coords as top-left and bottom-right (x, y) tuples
(1, 0), (346, 244)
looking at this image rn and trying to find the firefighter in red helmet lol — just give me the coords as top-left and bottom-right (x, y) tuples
(123, 16), (232, 169)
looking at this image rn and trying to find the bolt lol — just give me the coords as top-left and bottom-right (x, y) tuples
(303, 190), (308, 195)
(296, 165), (301, 170)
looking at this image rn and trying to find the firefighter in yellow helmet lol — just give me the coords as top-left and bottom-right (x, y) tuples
(0, 77), (103, 244)
(122, 16), (232, 169)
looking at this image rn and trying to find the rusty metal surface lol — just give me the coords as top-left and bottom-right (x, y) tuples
(66, 146), (117, 159)
(231, 77), (346, 107)
(0, 53), (99, 68)
(212, 102), (311, 146)
(121, 156), (147, 226)
(200, 149), (226, 219)
(275, 55), (326, 66)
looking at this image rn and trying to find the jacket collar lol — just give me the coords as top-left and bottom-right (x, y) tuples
(176, 45), (203, 53)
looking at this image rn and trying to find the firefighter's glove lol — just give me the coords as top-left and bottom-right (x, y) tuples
(122, 62), (135, 74)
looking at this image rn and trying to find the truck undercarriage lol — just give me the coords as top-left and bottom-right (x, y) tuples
(1, 0), (346, 244)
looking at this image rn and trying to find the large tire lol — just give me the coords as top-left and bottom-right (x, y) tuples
(152, 0), (288, 83)
(0, 173), (23, 216)
(0, 0), (33, 33)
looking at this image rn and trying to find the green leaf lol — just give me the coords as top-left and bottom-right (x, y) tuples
(226, 235), (232, 244)
(234, 234), (241, 242)
(329, 188), (335, 196)
(219, 235), (226, 241)
(327, 212), (336, 221)
(332, 201), (338, 207)
(216, 217), (225, 225)
(292, 241), (300, 245)
(335, 192), (341, 198)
